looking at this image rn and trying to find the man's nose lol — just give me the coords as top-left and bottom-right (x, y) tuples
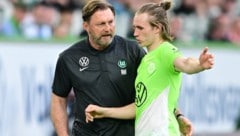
(104, 24), (112, 31)
(134, 30), (138, 37)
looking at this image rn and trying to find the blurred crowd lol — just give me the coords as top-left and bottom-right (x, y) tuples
(0, 0), (240, 45)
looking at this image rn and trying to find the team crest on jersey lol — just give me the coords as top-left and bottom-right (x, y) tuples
(148, 62), (155, 74)
(135, 82), (147, 107)
(118, 59), (127, 75)
(79, 56), (89, 72)
(118, 59), (127, 68)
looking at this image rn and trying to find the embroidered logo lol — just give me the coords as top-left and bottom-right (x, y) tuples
(118, 59), (127, 69)
(118, 59), (127, 75)
(79, 57), (89, 72)
(135, 82), (147, 107)
(148, 62), (155, 74)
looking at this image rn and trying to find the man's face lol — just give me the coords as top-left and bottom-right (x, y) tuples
(133, 13), (156, 48)
(84, 8), (115, 50)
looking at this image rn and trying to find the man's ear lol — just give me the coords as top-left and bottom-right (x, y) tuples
(155, 24), (162, 34)
(83, 22), (88, 31)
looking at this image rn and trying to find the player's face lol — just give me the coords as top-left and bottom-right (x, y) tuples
(84, 8), (115, 50)
(133, 13), (156, 48)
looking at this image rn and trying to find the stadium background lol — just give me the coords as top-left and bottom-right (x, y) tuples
(1, 0), (240, 136)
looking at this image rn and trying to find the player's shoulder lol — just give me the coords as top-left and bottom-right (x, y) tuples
(161, 41), (179, 51)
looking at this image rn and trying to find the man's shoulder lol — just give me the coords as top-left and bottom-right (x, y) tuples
(114, 35), (140, 50)
(114, 35), (138, 44)
(59, 39), (87, 57)
(113, 35), (146, 57)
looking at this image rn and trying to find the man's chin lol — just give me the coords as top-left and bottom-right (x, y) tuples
(101, 37), (113, 44)
(101, 35), (112, 41)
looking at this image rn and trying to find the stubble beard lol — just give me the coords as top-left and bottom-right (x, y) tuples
(93, 34), (113, 50)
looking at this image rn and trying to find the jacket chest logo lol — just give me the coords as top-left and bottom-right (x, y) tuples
(118, 59), (127, 75)
(118, 59), (127, 68)
(79, 57), (89, 72)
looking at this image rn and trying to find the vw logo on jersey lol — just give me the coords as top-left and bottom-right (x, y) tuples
(79, 57), (89, 72)
(135, 82), (147, 107)
(118, 59), (127, 69)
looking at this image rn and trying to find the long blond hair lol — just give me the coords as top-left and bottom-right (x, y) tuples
(136, 0), (173, 41)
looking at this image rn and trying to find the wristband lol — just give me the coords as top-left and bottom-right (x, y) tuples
(176, 114), (184, 119)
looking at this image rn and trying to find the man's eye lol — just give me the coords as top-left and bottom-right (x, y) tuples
(137, 26), (143, 30)
(98, 23), (105, 26)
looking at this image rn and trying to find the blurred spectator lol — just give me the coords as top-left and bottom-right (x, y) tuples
(0, 2), (27, 37)
(22, 1), (59, 40)
(205, 13), (231, 42)
(205, 0), (222, 18)
(109, 0), (131, 37)
(172, 0), (210, 41)
(192, 0), (209, 40)
(48, 0), (82, 39)
(173, 0), (196, 16)
(1, 0), (240, 44)
(220, 0), (239, 19)
(53, 6), (74, 39)
(0, 1), (13, 31)
(170, 15), (183, 41)
(228, 17), (240, 45)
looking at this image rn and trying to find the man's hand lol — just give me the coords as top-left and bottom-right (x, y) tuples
(177, 115), (193, 136)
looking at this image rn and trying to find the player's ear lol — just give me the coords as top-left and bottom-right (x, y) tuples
(83, 22), (88, 31)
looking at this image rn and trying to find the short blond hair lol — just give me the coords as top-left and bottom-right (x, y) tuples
(82, 0), (115, 22)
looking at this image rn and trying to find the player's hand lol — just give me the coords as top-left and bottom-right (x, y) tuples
(177, 115), (193, 136)
(85, 104), (105, 123)
(199, 47), (214, 70)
